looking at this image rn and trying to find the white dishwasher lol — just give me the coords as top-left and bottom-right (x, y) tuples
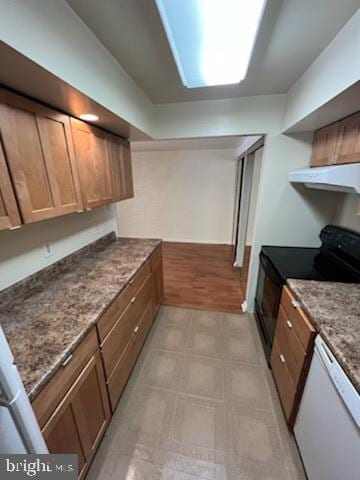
(294, 335), (360, 480)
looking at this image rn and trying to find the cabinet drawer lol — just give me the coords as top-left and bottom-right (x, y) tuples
(150, 244), (162, 270)
(97, 260), (151, 341)
(281, 287), (316, 351)
(32, 327), (98, 428)
(271, 339), (297, 421)
(276, 305), (306, 386)
(101, 273), (152, 379)
(107, 301), (153, 411)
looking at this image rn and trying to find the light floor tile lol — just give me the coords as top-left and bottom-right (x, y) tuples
(224, 362), (272, 411)
(186, 328), (223, 359)
(222, 313), (255, 338)
(153, 324), (190, 352)
(179, 356), (224, 400)
(86, 307), (305, 480)
(223, 332), (262, 365)
(191, 310), (223, 331)
(138, 349), (184, 391)
(170, 394), (225, 452)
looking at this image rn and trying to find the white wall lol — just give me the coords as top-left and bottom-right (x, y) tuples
(245, 132), (338, 310)
(0, 0), (154, 135)
(0, 206), (117, 291)
(116, 148), (238, 244)
(283, 8), (360, 131)
(333, 193), (360, 232)
(246, 148), (263, 245)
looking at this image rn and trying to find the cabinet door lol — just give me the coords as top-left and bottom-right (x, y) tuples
(71, 118), (113, 209)
(0, 140), (21, 230)
(0, 90), (83, 223)
(153, 258), (164, 316)
(334, 112), (360, 165)
(310, 123), (340, 167)
(107, 135), (125, 202)
(121, 141), (134, 199)
(43, 351), (110, 479)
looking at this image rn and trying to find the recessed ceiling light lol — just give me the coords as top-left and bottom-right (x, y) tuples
(156, 0), (267, 88)
(79, 113), (99, 121)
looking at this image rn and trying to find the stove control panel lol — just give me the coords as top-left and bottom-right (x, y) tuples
(320, 225), (360, 259)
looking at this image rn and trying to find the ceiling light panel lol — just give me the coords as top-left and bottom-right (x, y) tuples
(156, 0), (267, 88)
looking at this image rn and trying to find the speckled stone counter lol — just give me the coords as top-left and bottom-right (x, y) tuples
(0, 233), (161, 401)
(287, 279), (360, 393)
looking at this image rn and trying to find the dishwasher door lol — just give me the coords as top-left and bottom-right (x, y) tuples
(294, 335), (360, 480)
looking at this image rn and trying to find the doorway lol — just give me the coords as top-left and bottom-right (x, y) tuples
(233, 138), (264, 296)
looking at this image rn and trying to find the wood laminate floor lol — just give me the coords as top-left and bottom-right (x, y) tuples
(162, 242), (244, 313)
(87, 307), (306, 480)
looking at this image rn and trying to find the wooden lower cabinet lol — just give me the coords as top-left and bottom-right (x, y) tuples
(271, 287), (316, 427)
(42, 351), (110, 479)
(107, 301), (154, 411)
(151, 245), (164, 317)
(152, 258), (164, 316)
(34, 248), (164, 478)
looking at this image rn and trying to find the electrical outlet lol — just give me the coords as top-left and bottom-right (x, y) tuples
(43, 242), (53, 258)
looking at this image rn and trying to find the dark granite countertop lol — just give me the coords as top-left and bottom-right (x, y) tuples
(0, 233), (161, 401)
(287, 279), (360, 393)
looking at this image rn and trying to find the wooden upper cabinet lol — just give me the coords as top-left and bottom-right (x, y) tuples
(310, 122), (340, 167)
(334, 112), (360, 165)
(121, 140), (134, 199)
(310, 112), (360, 167)
(0, 140), (21, 230)
(70, 118), (113, 209)
(107, 134), (125, 202)
(0, 90), (83, 223)
(107, 135), (134, 202)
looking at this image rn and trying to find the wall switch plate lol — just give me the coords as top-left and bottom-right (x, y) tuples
(43, 242), (53, 258)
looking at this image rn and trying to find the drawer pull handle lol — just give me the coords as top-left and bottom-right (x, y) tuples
(129, 278), (134, 285)
(62, 354), (73, 367)
(134, 325), (139, 333)
(280, 354), (286, 364)
(291, 300), (301, 309)
(286, 320), (293, 328)
(131, 297), (136, 304)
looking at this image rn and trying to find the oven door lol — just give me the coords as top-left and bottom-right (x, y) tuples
(255, 251), (283, 363)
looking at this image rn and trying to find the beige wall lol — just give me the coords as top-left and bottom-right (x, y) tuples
(246, 148), (263, 245)
(116, 148), (238, 244)
(0, 206), (117, 291)
(333, 193), (360, 232)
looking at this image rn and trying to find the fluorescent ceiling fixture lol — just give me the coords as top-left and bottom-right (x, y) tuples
(156, 0), (267, 88)
(79, 113), (99, 121)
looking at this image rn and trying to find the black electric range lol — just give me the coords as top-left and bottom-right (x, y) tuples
(254, 225), (360, 363)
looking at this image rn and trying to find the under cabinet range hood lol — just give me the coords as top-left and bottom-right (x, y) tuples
(288, 164), (360, 194)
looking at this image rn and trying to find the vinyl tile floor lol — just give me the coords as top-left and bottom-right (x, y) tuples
(87, 307), (306, 480)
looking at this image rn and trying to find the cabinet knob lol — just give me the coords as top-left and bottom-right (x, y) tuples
(286, 320), (293, 329)
(61, 354), (73, 367)
(280, 354), (286, 364)
(130, 297), (136, 304)
(291, 300), (301, 309)
(134, 325), (139, 333)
